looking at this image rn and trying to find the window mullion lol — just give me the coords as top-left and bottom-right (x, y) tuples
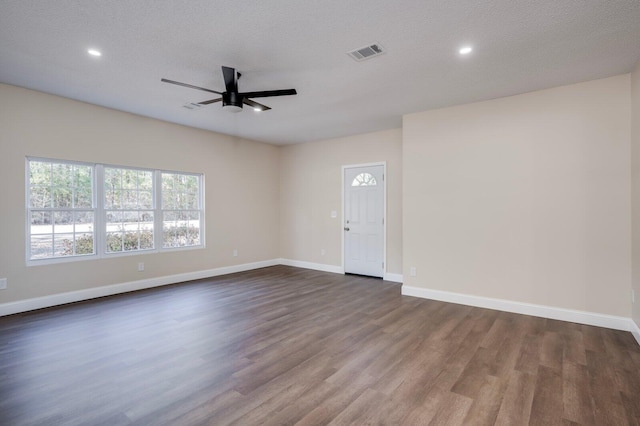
(95, 164), (104, 257)
(199, 175), (205, 248)
(154, 170), (163, 250)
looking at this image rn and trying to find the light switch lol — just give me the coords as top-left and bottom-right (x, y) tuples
(331, 210), (337, 218)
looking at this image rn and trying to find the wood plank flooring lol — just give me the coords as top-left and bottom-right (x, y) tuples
(1, 265), (639, 425)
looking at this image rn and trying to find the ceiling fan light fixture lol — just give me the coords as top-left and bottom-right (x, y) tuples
(223, 104), (243, 113)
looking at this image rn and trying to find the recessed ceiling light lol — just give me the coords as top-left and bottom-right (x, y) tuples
(459, 46), (473, 55)
(254, 107), (262, 112)
(88, 49), (102, 57)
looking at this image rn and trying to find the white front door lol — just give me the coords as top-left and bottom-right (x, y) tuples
(344, 165), (384, 278)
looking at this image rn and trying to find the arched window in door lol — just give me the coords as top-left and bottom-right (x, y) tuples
(351, 172), (377, 187)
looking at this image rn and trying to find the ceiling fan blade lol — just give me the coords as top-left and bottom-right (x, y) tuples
(243, 98), (271, 111)
(221, 66), (237, 92)
(198, 98), (223, 105)
(239, 89), (297, 98)
(161, 78), (222, 95)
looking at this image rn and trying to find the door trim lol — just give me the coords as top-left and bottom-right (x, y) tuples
(341, 161), (387, 277)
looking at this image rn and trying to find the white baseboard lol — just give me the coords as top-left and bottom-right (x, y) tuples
(402, 285), (634, 333)
(278, 258), (404, 283)
(0, 259), (279, 317)
(3, 261), (634, 346)
(632, 319), (640, 346)
(383, 273), (403, 283)
(0, 259), (355, 317)
(278, 258), (344, 274)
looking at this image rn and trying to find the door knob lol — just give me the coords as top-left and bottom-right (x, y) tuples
(344, 227), (350, 231)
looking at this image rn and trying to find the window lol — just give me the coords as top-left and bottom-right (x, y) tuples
(162, 173), (202, 248)
(351, 172), (377, 187)
(27, 159), (95, 260)
(104, 167), (154, 253)
(26, 158), (204, 264)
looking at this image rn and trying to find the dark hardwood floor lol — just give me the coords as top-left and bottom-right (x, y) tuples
(1, 265), (639, 425)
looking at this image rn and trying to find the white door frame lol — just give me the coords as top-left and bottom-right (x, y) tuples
(341, 161), (387, 277)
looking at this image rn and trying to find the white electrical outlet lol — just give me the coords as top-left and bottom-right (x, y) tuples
(233, 249), (238, 257)
(321, 249), (326, 256)
(138, 262), (144, 272)
(410, 267), (417, 277)
(0, 278), (6, 290)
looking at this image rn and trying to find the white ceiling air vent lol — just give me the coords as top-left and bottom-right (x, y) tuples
(347, 43), (385, 62)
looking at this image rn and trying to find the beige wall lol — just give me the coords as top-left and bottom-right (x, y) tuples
(632, 62), (640, 327)
(403, 75), (632, 317)
(0, 84), (280, 304)
(2, 72), (636, 322)
(279, 129), (402, 274)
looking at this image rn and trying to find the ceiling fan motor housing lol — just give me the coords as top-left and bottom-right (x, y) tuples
(222, 92), (243, 112)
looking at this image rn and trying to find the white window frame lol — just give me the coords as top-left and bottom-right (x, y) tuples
(26, 157), (205, 266)
(102, 165), (156, 255)
(25, 157), (97, 266)
(160, 170), (205, 250)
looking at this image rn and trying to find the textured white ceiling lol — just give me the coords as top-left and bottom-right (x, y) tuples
(1, 1), (639, 145)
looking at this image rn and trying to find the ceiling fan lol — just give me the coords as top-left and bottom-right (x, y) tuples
(161, 66), (297, 112)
